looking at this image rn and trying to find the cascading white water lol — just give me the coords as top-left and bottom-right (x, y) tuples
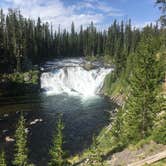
(41, 59), (112, 97)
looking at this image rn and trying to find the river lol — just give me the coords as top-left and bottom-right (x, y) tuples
(0, 58), (115, 165)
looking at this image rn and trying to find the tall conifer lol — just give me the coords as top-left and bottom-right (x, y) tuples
(13, 113), (28, 166)
(0, 151), (6, 166)
(49, 116), (66, 166)
(122, 30), (164, 143)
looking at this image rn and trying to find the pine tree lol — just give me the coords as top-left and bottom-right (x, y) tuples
(122, 30), (164, 143)
(88, 136), (103, 166)
(49, 116), (66, 166)
(0, 9), (6, 73)
(13, 113), (28, 166)
(152, 50), (166, 144)
(70, 22), (76, 57)
(79, 25), (84, 56)
(156, 0), (166, 26)
(111, 108), (125, 146)
(0, 151), (6, 166)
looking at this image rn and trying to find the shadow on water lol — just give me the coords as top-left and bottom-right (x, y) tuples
(0, 93), (115, 166)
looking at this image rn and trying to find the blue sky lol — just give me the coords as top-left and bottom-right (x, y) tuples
(0, 0), (160, 30)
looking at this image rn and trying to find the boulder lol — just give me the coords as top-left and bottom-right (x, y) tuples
(30, 118), (43, 125)
(83, 62), (96, 70)
(24, 73), (31, 82)
(5, 136), (15, 142)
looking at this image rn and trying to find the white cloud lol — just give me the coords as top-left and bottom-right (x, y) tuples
(2, 0), (124, 30)
(132, 21), (156, 29)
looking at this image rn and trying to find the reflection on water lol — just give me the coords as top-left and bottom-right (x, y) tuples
(0, 93), (114, 165)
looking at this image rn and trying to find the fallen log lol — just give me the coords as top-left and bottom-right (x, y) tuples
(128, 150), (166, 166)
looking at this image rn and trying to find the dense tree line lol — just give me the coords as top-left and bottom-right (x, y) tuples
(0, 8), (160, 77)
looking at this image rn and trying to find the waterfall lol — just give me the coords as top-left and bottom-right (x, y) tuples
(41, 59), (112, 97)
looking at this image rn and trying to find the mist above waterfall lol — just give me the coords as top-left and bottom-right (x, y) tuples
(41, 58), (112, 97)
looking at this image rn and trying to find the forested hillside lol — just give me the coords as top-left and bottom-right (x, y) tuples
(0, 8), (163, 76)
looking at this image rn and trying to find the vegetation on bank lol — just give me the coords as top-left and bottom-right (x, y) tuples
(0, 70), (39, 84)
(0, 70), (40, 96)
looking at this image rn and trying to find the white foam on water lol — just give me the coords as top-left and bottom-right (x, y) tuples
(41, 59), (112, 97)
